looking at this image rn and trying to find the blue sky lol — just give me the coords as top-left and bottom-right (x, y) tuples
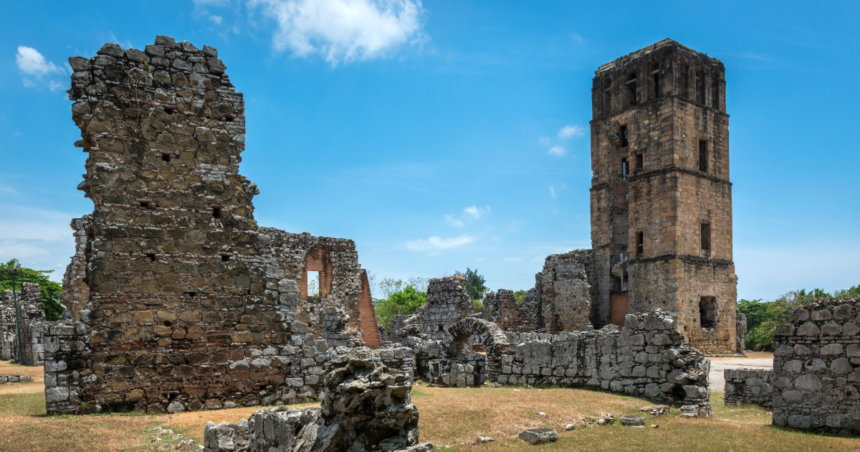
(1, 0), (858, 301)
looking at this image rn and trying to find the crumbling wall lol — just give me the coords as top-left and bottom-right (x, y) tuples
(480, 289), (538, 332)
(772, 298), (860, 433)
(391, 276), (471, 341)
(736, 309), (747, 354)
(496, 310), (711, 415)
(47, 36), (376, 414)
(724, 368), (773, 408)
(537, 250), (596, 333)
(0, 284), (45, 365)
(202, 347), (431, 452)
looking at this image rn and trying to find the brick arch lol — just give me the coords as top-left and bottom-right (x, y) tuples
(442, 318), (510, 379)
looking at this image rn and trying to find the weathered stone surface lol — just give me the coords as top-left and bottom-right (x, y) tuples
(620, 415), (645, 427)
(772, 297), (860, 434)
(518, 428), (558, 445)
(1, 283), (45, 365)
(202, 347), (431, 452)
(724, 368), (774, 408)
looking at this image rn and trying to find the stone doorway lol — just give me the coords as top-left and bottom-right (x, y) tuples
(610, 291), (628, 326)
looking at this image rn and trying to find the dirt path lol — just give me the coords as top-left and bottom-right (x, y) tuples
(709, 352), (773, 392)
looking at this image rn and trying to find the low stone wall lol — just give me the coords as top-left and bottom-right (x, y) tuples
(496, 310), (711, 415)
(43, 321), (92, 414)
(1, 284), (46, 365)
(772, 297), (860, 433)
(426, 357), (485, 387)
(0, 375), (31, 384)
(202, 347), (432, 452)
(724, 368), (774, 408)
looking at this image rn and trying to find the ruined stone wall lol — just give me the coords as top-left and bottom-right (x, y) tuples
(536, 250), (595, 333)
(0, 284), (45, 365)
(202, 347), (431, 452)
(724, 368), (773, 408)
(480, 289), (537, 332)
(393, 276), (471, 341)
(496, 310), (711, 416)
(47, 36), (375, 414)
(772, 298), (860, 433)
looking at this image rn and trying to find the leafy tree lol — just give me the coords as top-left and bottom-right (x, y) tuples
(834, 285), (860, 298)
(458, 267), (488, 301)
(0, 259), (64, 321)
(473, 299), (483, 313)
(513, 290), (528, 307)
(375, 285), (427, 334)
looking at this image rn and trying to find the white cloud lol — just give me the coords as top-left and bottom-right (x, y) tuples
(557, 124), (585, 140)
(405, 234), (476, 251)
(210, 14), (224, 24)
(538, 136), (551, 146)
(249, 0), (424, 64)
(16, 46), (66, 91)
(444, 214), (465, 227)
(549, 187), (556, 198)
(548, 146), (566, 157)
(463, 205), (489, 219)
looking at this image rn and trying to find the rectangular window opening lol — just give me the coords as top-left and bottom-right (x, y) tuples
(698, 140), (708, 172)
(620, 125), (629, 147)
(161, 153), (171, 163)
(621, 158), (629, 180)
(636, 232), (644, 256)
(700, 296), (717, 329)
(212, 207), (222, 218)
(146, 253), (156, 262)
(636, 153), (643, 171)
(701, 222), (711, 251)
(651, 70), (660, 98)
(626, 78), (637, 106)
(221, 254), (231, 262)
(306, 270), (320, 297)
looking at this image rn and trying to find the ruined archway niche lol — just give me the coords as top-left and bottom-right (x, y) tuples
(439, 317), (510, 385)
(298, 244), (333, 298)
(44, 36), (381, 415)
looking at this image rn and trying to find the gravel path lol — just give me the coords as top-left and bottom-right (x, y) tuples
(709, 356), (773, 392)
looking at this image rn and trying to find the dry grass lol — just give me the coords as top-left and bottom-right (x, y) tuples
(0, 359), (857, 452)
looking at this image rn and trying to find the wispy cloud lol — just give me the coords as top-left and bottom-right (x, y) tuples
(445, 205), (490, 227)
(405, 234), (476, 251)
(571, 33), (586, 46)
(549, 187), (556, 198)
(249, 0), (425, 64)
(557, 124), (585, 140)
(548, 146), (566, 157)
(16, 46), (66, 91)
(209, 14), (224, 24)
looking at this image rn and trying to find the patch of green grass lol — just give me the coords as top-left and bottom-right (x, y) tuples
(0, 392), (46, 416)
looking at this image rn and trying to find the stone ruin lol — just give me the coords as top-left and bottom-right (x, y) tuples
(43, 36), (382, 414)
(202, 347), (432, 452)
(0, 283), (45, 365)
(391, 276), (472, 342)
(771, 297), (860, 433)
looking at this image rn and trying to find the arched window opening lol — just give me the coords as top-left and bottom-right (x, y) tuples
(695, 64), (705, 104)
(650, 61), (661, 98)
(602, 77), (612, 114)
(678, 57), (689, 98)
(625, 70), (637, 106)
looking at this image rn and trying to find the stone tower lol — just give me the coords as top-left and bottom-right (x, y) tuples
(589, 39), (739, 355)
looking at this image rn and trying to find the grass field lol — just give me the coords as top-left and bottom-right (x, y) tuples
(1, 359), (857, 452)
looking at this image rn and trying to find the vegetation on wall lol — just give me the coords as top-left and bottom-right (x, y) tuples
(374, 285), (427, 334)
(739, 285), (859, 350)
(0, 259), (65, 321)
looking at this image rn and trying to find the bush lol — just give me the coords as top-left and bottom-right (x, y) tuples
(375, 286), (427, 334)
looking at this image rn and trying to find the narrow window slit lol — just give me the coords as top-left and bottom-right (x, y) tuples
(698, 140), (708, 172)
(636, 153), (643, 171)
(636, 232), (644, 256)
(161, 153), (171, 163)
(621, 158), (629, 180)
(212, 207), (222, 218)
(620, 125), (629, 147)
(146, 253), (156, 262)
(701, 222), (711, 251)
(221, 255), (231, 262)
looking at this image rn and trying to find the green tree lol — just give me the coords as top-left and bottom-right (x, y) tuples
(375, 285), (427, 334)
(458, 267), (488, 301)
(0, 259), (64, 321)
(513, 290), (528, 307)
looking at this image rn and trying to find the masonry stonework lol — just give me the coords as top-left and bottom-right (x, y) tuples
(772, 297), (860, 433)
(590, 39), (739, 355)
(0, 283), (45, 365)
(391, 276), (472, 341)
(45, 36), (381, 414)
(724, 368), (774, 408)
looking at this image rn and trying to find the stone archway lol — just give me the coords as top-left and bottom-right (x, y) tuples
(442, 317), (510, 380)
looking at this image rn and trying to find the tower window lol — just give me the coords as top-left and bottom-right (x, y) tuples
(695, 64), (705, 104)
(711, 70), (720, 108)
(636, 153), (643, 171)
(700, 296), (717, 329)
(625, 71), (637, 106)
(636, 232), (644, 256)
(620, 125), (629, 147)
(161, 153), (171, 163)
(698, 140), (708, 172)
(650, 61), (660, 98)
(679, 57), (689, 98)
(212, 207), (222, 218)
(621, 158), (629, 180)
(701, 222), (711, 251)
(146, 253), (156, 262)
(603, 77), (612, 114)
